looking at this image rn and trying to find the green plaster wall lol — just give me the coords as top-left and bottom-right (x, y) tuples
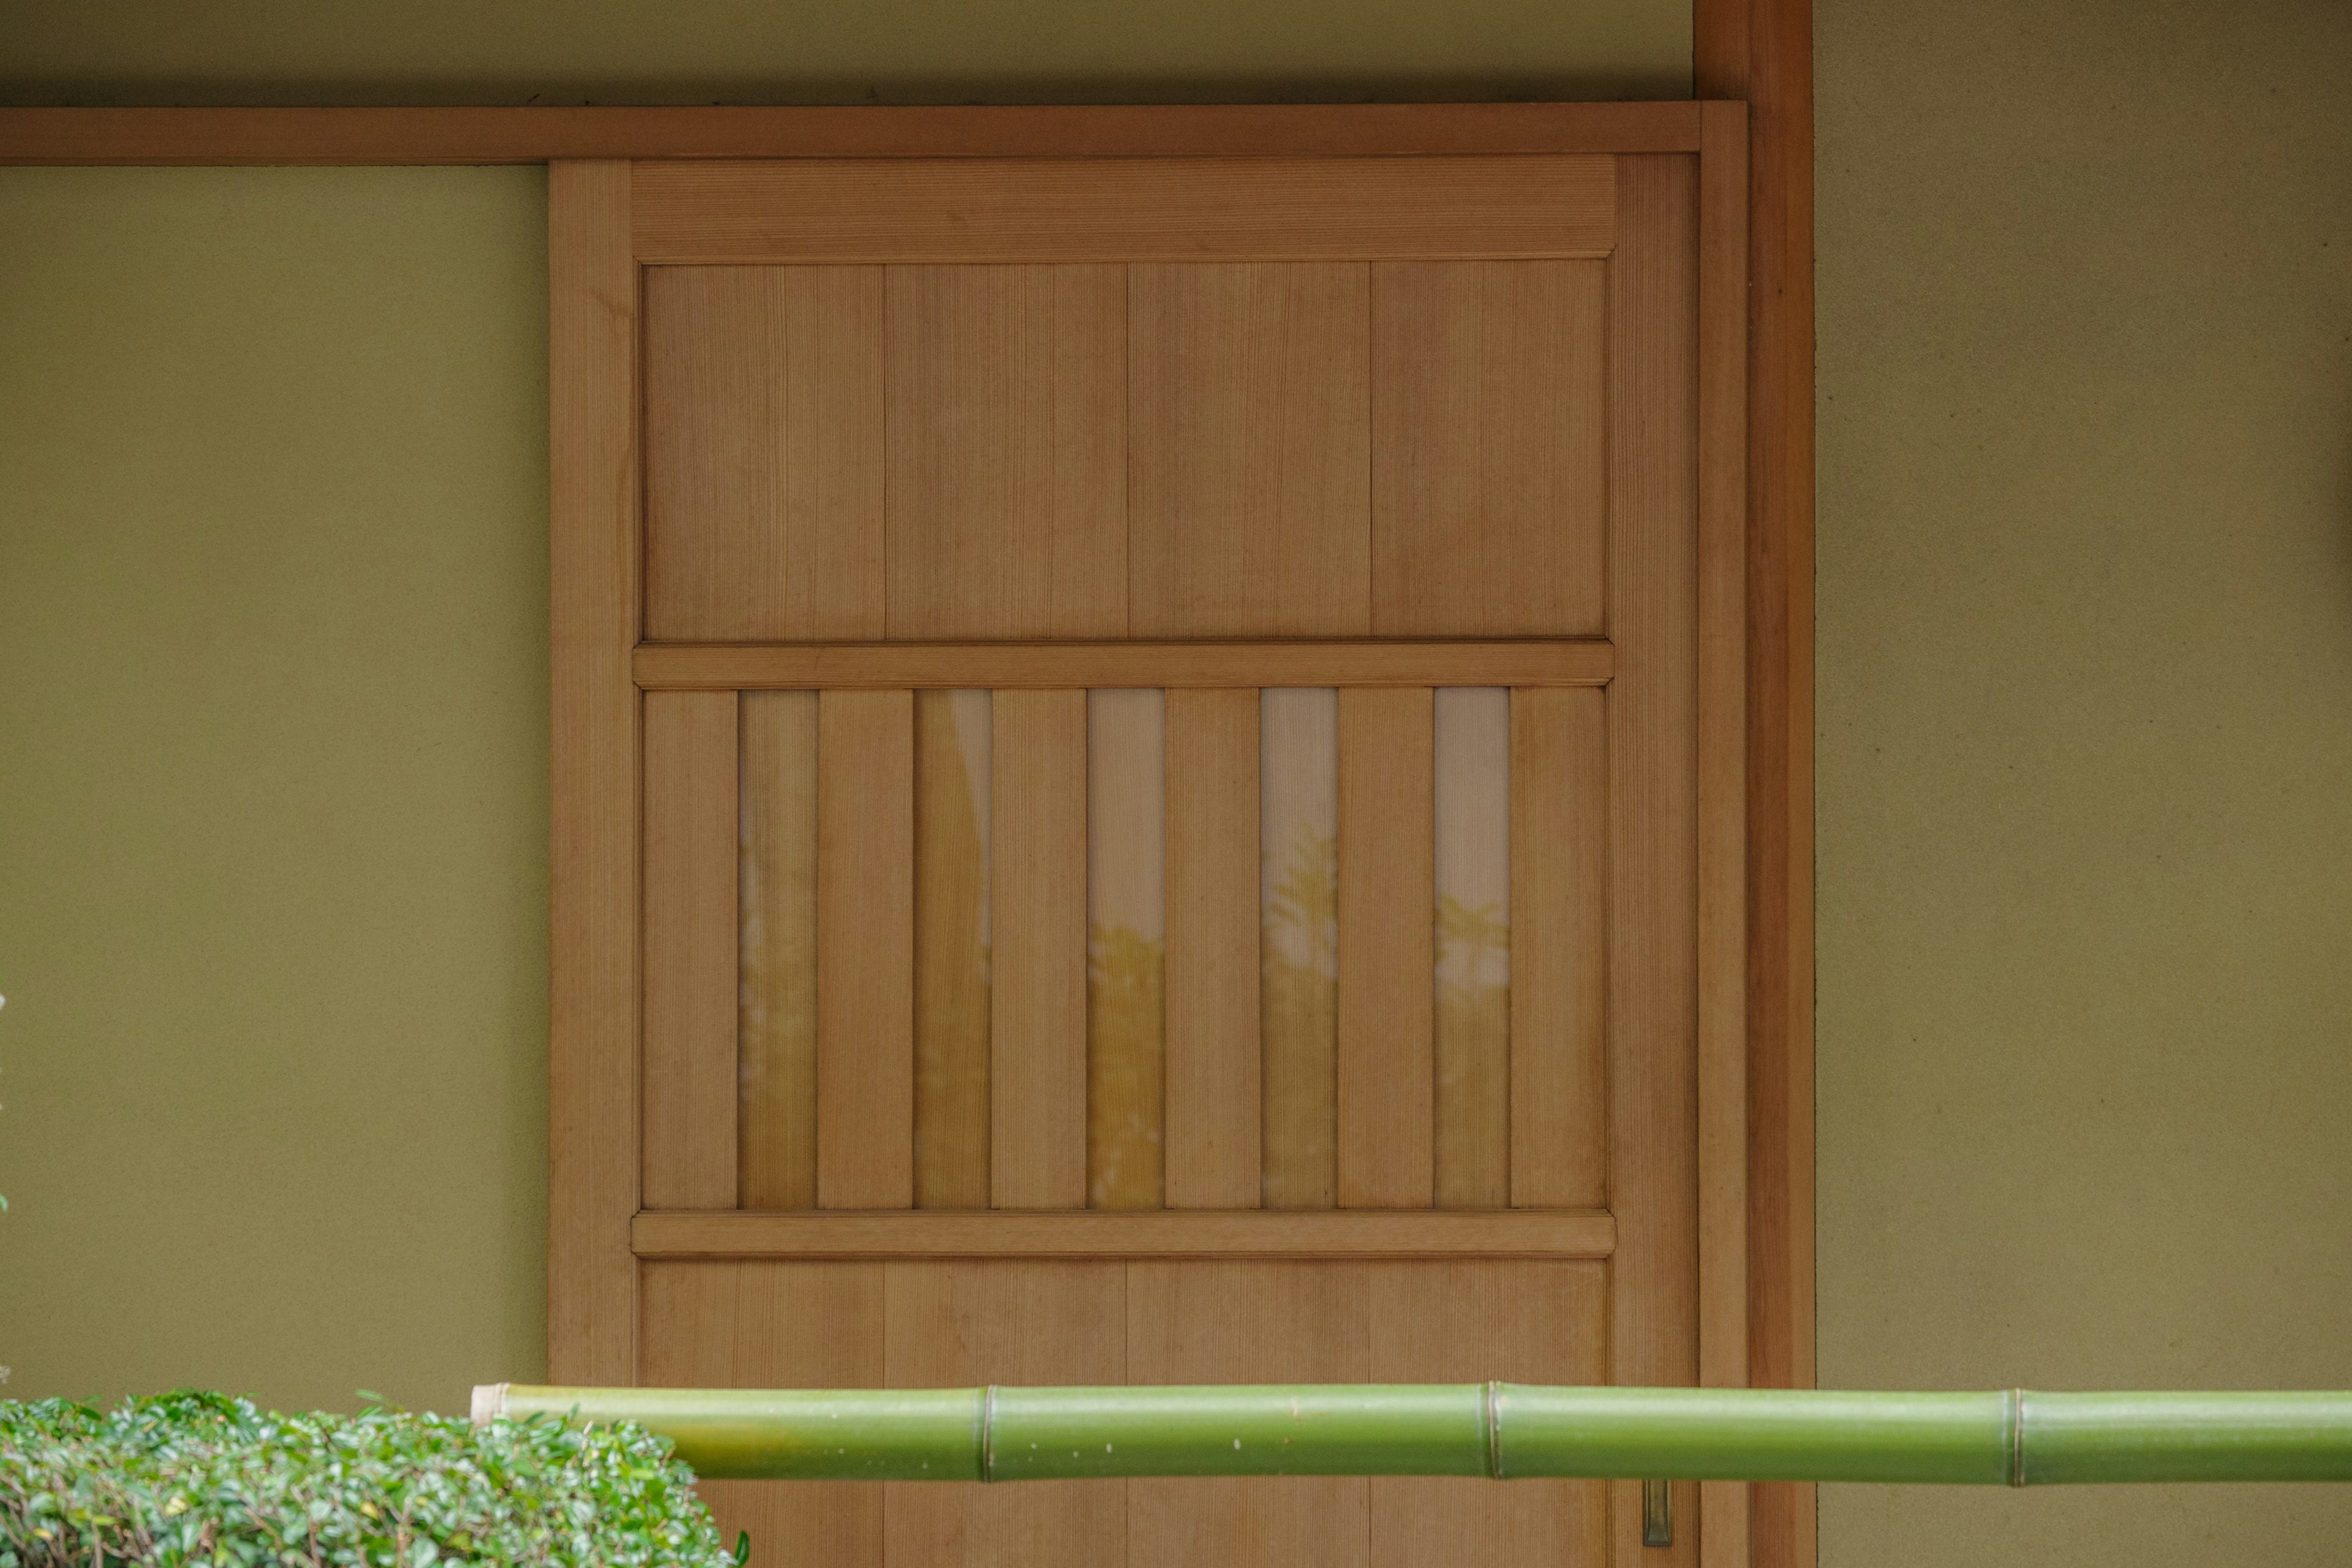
(1816, 0), (2352, 1561)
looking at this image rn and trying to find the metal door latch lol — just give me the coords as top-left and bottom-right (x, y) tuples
(1642, 1479), (1672, 1547)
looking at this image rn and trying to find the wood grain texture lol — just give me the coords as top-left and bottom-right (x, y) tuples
(1508, 687), (1608, 1209)
(1365, 1261), (1608, 1568)
(639, 1261), (884, 1568)
(1129, 263), (1371, 638)
(1164, 690), (1262, 1209)
(884, 1262), (1125, 1567)
(636, 639), (1612, 692)
(741, 692), (820, 1210)
(546, 160), (638, 1385)
(817, 690), (915, 1209)
(1702, 17), (1818, 1568)
(633, 157), (1615, 263)
(914, 690), (992, 1210)
(1431, 688), (1510, 1210)
(1127, 1262), (1371, 1568)
(643, 692), (741, 1210)
(632, 1207), (1615, 1261)
(1336, 688), (1434, 1210)
(1261, 687), (1340, 1211)
(1087, 690), (1166, 1211)
(0, 103), (1706, 165)
(1607, 154), (1702, 1568)
(643, 266), (884, 641)
(990, 690), (1090, 1209)
(885, 265), (1126, 639)
(1371, 261), (1607, 636)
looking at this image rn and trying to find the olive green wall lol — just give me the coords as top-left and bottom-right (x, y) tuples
(1816, 0), (2352, 1562)
(0, 3), (1688, 1420)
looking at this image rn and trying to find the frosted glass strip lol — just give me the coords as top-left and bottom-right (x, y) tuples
(1088, 688), (1167, 1209)
(1434, 687), (1511, 1208)
(1260, 687), (1340, 1209)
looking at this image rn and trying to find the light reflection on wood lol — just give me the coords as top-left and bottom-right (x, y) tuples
(1434, 687), (1511, 1209)
(739, 691), (818, 1209)
(1260, 688), (1340, 1209)
(1087, 688), (1166, 1210)
(915, 690), (991, 1209)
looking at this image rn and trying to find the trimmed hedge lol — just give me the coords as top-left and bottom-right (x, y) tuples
(0, 1391), (741, 1567)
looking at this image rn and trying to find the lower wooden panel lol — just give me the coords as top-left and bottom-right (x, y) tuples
(886, 1262), (1126, 1568)
(1365, 1261), (1608, 1568)
(640, 1261), (886, 1568)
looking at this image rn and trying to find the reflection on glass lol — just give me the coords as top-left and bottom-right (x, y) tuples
(1088, 688), (1167, 1209)
(1261, 687), (1340, 1209)
(915, 689), (991, 1209)
(1434, 687), (1510, 1208)
(739, 690), (820, 1209)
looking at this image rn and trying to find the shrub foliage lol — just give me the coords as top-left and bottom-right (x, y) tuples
(0, 1391), (737, 1567)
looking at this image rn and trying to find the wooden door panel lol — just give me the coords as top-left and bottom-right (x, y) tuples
(568, 127), (1744, 1568)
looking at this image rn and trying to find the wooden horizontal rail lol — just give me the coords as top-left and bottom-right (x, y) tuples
(631, 1208), (1616, 1261)
(634, 639), (1613, 690)
(0, 103), (1705, 167)
(633, 154), (1613, 264)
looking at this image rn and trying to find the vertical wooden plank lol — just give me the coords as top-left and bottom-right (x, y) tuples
(992, 690), (1090, 1209)
(1697, 100), (1754, 1568)
(1128, 1262), (1371, 1568)
(741, 690), (819, 1210)
(915, 690), (992, 1210)
(641, 1261), (884, 1568)
(1336, 687), (1434, 1209)
(1164, 688), (1262, 1209)
(818, 690), (915, 1209)
(1509, 687), (1608, 1208)
(1366, 1261), (1608, 1568)
(884, 1262), (1126, 1566)
(643, 266), (884, 640)
(1608, 153), (1702, 1568)
(1370, 260), (1607, 636)
(548, 159), (638, 1384)
(1088, 689), (1166, 1211)
(1129, 262), (1372, 638)
(886, 265), (1128, 639)
(1261, 688), (1339, 1210)
(1432, 687), (1510, 1210)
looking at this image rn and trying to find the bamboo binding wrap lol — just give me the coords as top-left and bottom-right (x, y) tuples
(472, 1383), (2352, 1485)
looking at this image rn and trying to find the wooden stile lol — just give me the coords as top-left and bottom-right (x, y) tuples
(739, 690), (820, 1210)
(817, 690), (916, 1210)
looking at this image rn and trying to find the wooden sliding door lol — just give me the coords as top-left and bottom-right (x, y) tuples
(550, 104), (1749, 1568)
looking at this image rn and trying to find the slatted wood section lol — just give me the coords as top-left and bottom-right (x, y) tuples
(884, 265), (1127, 639)
(644, 266), (884, 642)
(1335, 688), (1434, 1209)
(913, 690), (992, 1210)
(1128, 264), (1373, 637)
(740, 691), (820, 1209)
(1127, 1263), (1371, 1568)
(1164, 689), (1262, 1208)
(1607, 154), (1703, 1568)
(643, 691), (739, 1210)
(1510, 687), (1610, 1208)
(990, 690), (1090, 1210)
(1087, 690), (1166, 1210)
(1366, 1262), (1608, 1566)
(1371, 261), (1608, 636)
(632, 156), (1618, 264)
(816, 691), (916, 1210)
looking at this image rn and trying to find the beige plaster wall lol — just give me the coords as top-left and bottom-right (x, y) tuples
(1816, 1), (2352, 1561)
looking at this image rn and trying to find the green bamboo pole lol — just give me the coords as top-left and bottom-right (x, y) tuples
(476, 1383), (2352, 1485)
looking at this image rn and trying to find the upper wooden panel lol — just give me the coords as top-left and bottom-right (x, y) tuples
(632, 156), (1614, 263)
